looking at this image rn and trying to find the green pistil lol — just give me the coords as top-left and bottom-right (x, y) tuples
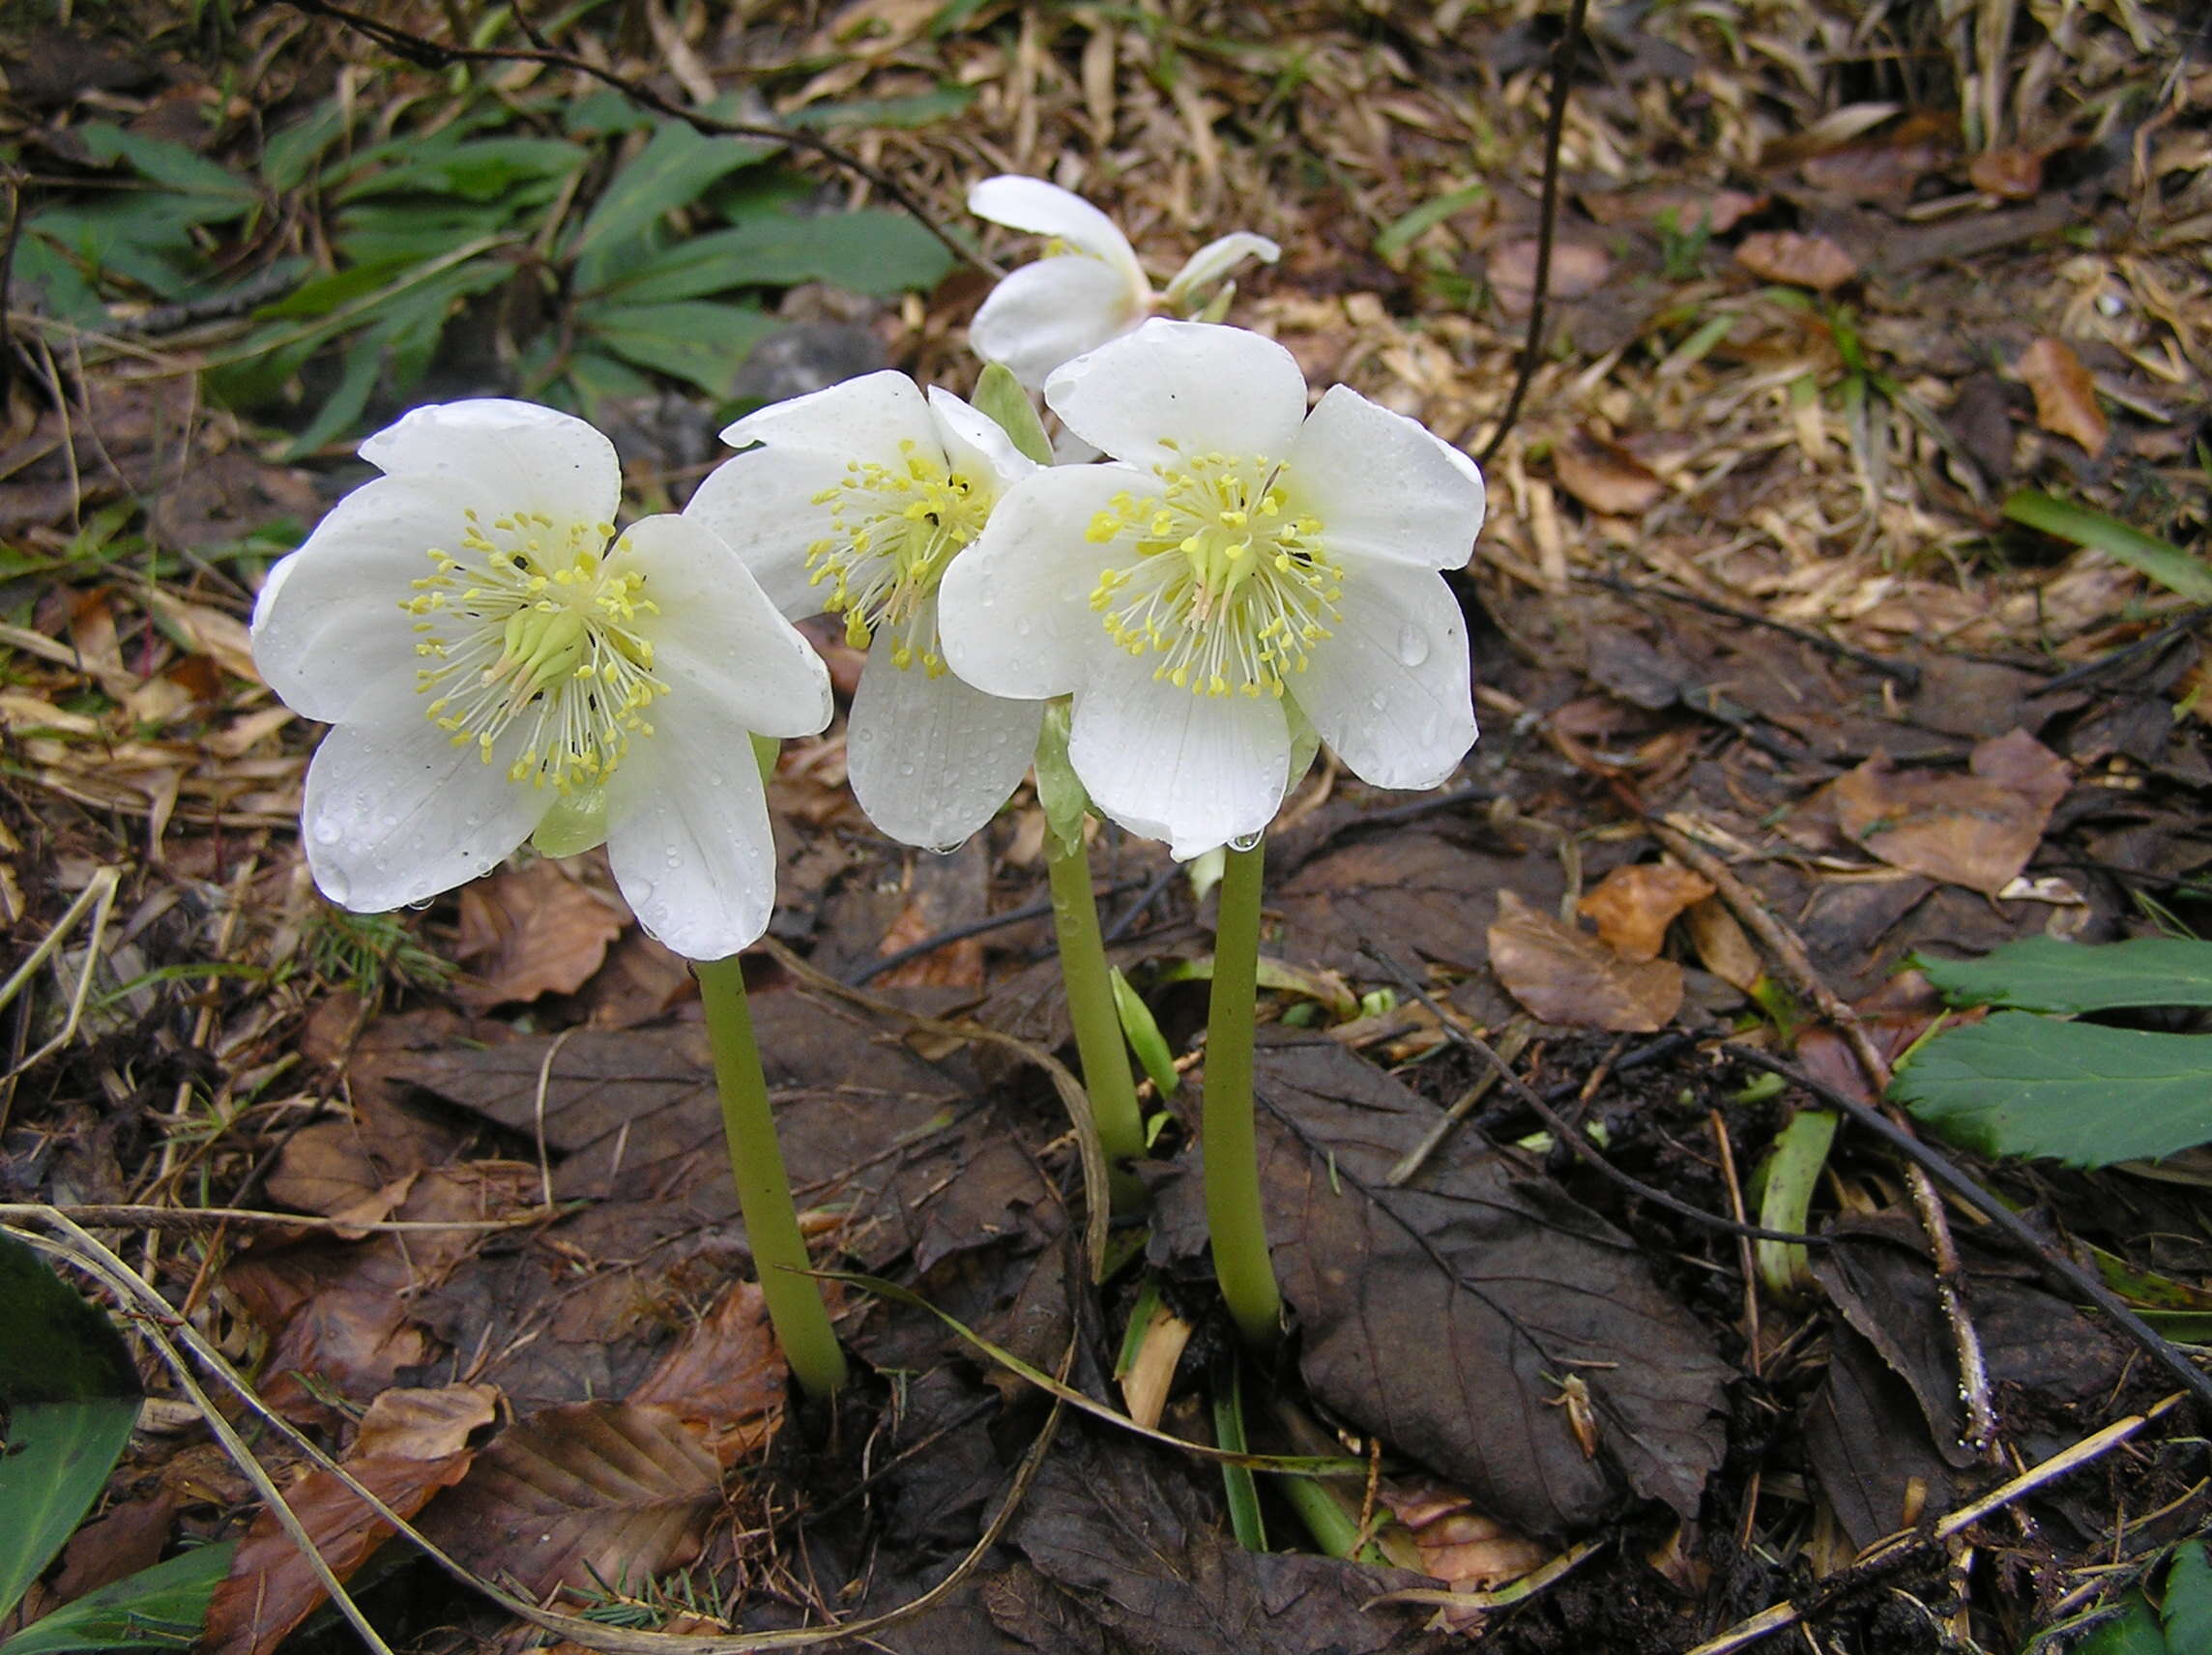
(1085, 447), (1340, 699)
(803, 440), (989, 677)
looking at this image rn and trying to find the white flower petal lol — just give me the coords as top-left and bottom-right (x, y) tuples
(251, 474), (481, 723)
(360, 399), (619, 530)
(604, 706), (780, 963)
(1045, 319), (1309, 471)
(939, 466), (1140, 700)
(1163, 231), (1281, 305)
(301, 679), (540, 912)
(847, 607), (1042, 849)
(967, 176), (1143, 279)
(925, 385), (1039, 498)
(717, 369), (935, 459)
(1068, 649), (1290, 859)
(1281, 386), (1487, 570)
(684, 447), (865, 619)
(1295, 559), (1476, 790)
(969, 256), (1147, 392)
(614, 515), (832, 740)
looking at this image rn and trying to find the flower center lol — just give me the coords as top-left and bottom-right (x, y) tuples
(403, 509), (666, 792)
(806, 440), (989, 675)
(1085, 445), (1340, 698)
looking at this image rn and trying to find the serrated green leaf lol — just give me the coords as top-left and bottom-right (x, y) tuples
(1894, 1012), (2212, 1168)
(0, 1233), (144, 1624)
(74, 123), (255, 208)
(583, 300), (781, 396)
(11, 238), (108, 326)
(594, 210), (953, 303)
(2164, 1541), (2212, 1652)
(0, 1542), (237, 1655)
(340, 135), (585, 204)
(1918, 937), (2212, 1013)
(568, 121), (778, 268)
(2003, 490), (2212, 603)
(261, 103), (350, 194)
(253, 258), (417, 321)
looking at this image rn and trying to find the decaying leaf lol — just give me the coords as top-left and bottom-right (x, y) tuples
(416, 1400), (721, 1600)
(1245, 1035), (1731, 1538)
(1489, 889), (1682, 1031)
(1684, 897), (1762, 992)
(629, 1282), (785, 1467)
(1488, 237), (1610, 312)
(1968, 145), (2043, 199)
(1577, 864), (1715, 962)
(2016, 336), (2108, 456)
(353, 1382), (501, 1460)
(1734, 231), (1857, 291)
(1581, 185), (1765, 233)
(1553, 431), (1666, 517)
(454, 857), (628, 1008)
(1380, 1479), (1550, 1589)
(1827, 729), (2069, 895)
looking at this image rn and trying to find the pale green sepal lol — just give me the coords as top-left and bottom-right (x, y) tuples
(974, 363), (1055, 467)
(750, 732), (781, 786)
(1111, 965), (1179, 1097)
(531, 787), (609, 857)
(1033, 699), (1091, 860)
(1283, 695), (1320, 799)
(1195, 282), (1237, 324)
(1187, 846), (1226, 905)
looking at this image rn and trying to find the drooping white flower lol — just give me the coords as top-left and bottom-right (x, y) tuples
(967, 176), (1280, 392)
(684, 371), (1042, 851)
(251, 399), (831, 962)
(938, 320), (1482, 860)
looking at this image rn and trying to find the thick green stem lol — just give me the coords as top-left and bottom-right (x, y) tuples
(695, 957), (849, 1398)
(1205, 837), (1281, 1351)
(1045, 833), (1149, 1214)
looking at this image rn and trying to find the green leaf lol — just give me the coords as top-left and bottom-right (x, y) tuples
(74, 123), (255, 212)
(1918, 936), (2212, 1013)
(582, 300), (781, 396)
(1375, 184), (1488, 259)
(2080, 1592), (2171, 1655)
(786, 85), (977, 130)
(0, 1234), (144, 1624)
(2003, 490), (2212, 603)
(1893, 1012), (2212, 1168)
(971, 363), (1052, 465)
(340, 135), (586, 204)
(0, 1543), (237, 1655)
(1756, 1108), (1838, 1297)
(1109, 967), (1178, 1098)
(2163, 1541), (2212, 1653)
(261, 103), (350, 194)
(594, 210), (953, 303)
(10, 239), (107, 326)
(568, 120), (778, 267)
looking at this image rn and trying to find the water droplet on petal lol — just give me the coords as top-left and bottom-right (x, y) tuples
(1395, 622), (1431, 667)
(310, 818), (342, 846)
(406, 896), (436, 912)
(898, 762), (916, 777)
(317, 867), (351, 904)
(631, 878), (655, 904)
(379, 812), (400, 830)
(706, 772), (726, 789)
(1015, 619), (1033, 636)
(928, 837), (969, 857)
(1230, 830), (1263, 853)
(1368, 690), (1389, 712)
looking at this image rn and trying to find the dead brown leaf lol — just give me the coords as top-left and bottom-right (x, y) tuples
(1582, 185), (1765, 233)
(1799, 113), (1954, 199)
(1734, 231), (1858, 292)
(1553, 430), (1666, 517)
(2016, 336), (2108, 456)
(454, 857), (627, 1009)
(1577, 864), (1715, 961)
(416, 1400), (721, 1601)
(1826, 730), (2068, 895)
(1489, 237), (1610, 314)
(1968, 145), (2044, 199)
(629, 1282), (786, 1467)
(1488, 889), (1682, 1031)
(353, 1382), (502, 1460)
(1683, 897), (1763, 993)
(1381, 1478), (1549, 1590)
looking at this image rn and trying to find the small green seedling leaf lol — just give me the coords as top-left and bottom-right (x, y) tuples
(1917, 936), (2212, 1013)
(2003, 490), (2212, 603)
(1375, 185), (1488, 260)
(1032, 703), (1090, 862)
(1894, 1011), (2212, 1168)
(972, 363), (1053, 466)
(1755, 1109), (1837, 1298)
(0, 1542), (238, 1655)
(1109, 968), (1178, 1097)
(0, 1233), (145, 1624)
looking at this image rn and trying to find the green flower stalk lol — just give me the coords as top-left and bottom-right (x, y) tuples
(1205, 837), (1281, 1350)
(696, 956), (849, 1398)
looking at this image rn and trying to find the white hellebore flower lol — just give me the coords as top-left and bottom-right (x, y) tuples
(251, 399), (831, 962)
(967, 175), (1280, 392)
(685, 371), (1042, 851)
(939, 321), (1483, 860)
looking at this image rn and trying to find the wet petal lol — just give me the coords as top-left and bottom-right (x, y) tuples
(1045, 319), (1309, 472)
(939, 465), (1139, 700)
(614, 514), (832, 740)
(684, 447), (868, 619)
(847, 608), (1042, 849)
(1068, 648), (1290, 859)
(717, 370), (936, 462)
(1281, 386), (1486, 570)
(1163, 231), (1281, 306)
(925, 385), (1039, 499)
(968, 175), (1142, 278)
(969, 255), (1146, 392)
(604, 705), (779, 963)
(251, 473), (489, 724)
(301, 678), (540, 912)
(1294, 559), (1476, 790)
(360, 399), (619, 531)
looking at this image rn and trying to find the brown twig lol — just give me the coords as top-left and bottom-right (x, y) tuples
(1651, 819), (2003, 1457)
(281, 0), (999, 280)
(1475, 0), (1588, 466)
